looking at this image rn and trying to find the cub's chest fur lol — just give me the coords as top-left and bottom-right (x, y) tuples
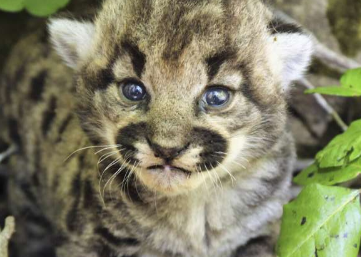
(103, 154), (292, 256)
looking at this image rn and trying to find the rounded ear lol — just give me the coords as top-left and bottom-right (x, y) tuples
(48, 18), (95, 69)
(269, 20), (314, 90)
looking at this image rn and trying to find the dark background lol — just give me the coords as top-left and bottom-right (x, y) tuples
(0, 0), (361, 254)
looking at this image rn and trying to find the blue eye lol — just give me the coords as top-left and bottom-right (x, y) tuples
(122, 81), (147, 101)
(203, 87), (230, 107)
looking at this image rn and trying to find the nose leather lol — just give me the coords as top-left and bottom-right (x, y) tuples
(147, 139), (189, 162)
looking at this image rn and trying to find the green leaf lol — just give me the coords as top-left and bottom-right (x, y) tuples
(341, 68), (361, 90)
(305, 87), (361, 97)
(276, 184), (361, 257)
(306, 68), (361, 97)
(294, 158), (361, 186)
(24, 0), (70, 17)
(0, 0), (70, 16)
(0, 0), (24, 12)
(316, 120), (361, 168)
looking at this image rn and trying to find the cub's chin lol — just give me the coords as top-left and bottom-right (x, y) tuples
(134, 165), (205, 195)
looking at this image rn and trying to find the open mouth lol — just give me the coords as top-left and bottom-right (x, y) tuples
(147, 165), (192, 176)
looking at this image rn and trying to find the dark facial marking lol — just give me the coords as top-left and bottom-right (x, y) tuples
(41, 97), (57, 136)
(29, 70), (47, 101)
(121, 40), (146, 78)
(238, 63), (265, 110)
(95, 227), (140, 247)
(116, 122), (147, 164)
(193, 127), (227, 172)
(97, 68), (115, 90)
(205, 50), (236, 81)
(268, 18), (302, 35)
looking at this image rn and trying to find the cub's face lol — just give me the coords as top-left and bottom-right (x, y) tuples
(50, 0), (313, 195)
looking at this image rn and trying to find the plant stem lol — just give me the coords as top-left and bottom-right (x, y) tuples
(298, 79), (348, 131)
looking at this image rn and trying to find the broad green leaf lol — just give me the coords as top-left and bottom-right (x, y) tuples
(316, 119), (361, 168)
(341, 68), (361, 90)
(294, 158), (361, 186)
(25, 0), (70, 16)
(306, 68), (361, 97)
(305, 87), (361, 97)
(276, 184), (361, 257)
(0, 0), (24, 12)
(0, 0), (70, 16)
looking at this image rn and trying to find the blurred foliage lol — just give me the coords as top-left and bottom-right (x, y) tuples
(327, 0), (361, 56)
(0, 0), (70, 17)
(306, 68), (361, 97)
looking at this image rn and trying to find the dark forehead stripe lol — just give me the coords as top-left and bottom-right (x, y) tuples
(238, 63), (265, 110)
(205, 49), (236, 81)
(268, 18), (302, 35)
(121, 40), (146, 78)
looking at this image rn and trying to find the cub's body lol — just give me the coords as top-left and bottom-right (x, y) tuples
(0, 0), (312, 256)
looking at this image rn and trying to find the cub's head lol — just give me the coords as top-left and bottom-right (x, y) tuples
(49, 0), (313, 195)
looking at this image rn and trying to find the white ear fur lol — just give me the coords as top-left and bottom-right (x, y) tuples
(48, 18), (95, 69)
(273, 33), (314, 89)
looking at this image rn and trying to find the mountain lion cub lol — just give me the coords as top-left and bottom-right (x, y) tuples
(0, 0), (313, 256)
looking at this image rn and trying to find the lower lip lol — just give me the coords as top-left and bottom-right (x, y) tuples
(148, 165), (192, 176)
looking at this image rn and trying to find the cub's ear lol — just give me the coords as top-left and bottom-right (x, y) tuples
(48, 18), (95, 69)
(269, 19), (314, 89)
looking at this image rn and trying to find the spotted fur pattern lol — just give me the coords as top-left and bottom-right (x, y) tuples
(0, 0), (313, 256)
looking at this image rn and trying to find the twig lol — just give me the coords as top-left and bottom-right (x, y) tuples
(274, 9), (361, 131)
(0, 216), (15, 257)
(0, 144), (18, 164)
(314, 43), (360, 73)
(298, 79), (349, 131)
(275, 10), (361, 72)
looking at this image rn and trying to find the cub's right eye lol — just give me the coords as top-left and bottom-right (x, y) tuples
(121, 80), (147, 101)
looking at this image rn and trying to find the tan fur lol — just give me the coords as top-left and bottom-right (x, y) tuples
(0, 0), (312, 256)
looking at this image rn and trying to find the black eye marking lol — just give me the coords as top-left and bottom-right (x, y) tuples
(120, 80), (147, 101)
(202, 87), (230, 108)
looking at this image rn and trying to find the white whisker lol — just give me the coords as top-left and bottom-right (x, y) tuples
(64, 144), (120, 162)
(217, 161), (236, 185)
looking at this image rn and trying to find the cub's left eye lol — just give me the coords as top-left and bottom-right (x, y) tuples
(203, 87), (230, 107)
(121, 81), (147, 101)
